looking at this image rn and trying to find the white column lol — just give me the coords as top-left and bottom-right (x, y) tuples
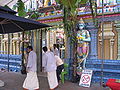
(1, 40), (3, 54)
(110, 38), (114, 60)
(13, 41), (16, 54)
(16, 41), (20, 55)
(4, 42), (6, 54)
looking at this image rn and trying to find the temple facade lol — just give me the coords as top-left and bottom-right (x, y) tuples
(1, 0), (120, 59)
(1, 0), (120, 75)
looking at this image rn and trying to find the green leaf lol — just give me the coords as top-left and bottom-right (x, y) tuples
(56, 0), (60, 3)
(75, 0), (81, 6)
(17, 0), (26, 17)
(80, 0), (88, 4)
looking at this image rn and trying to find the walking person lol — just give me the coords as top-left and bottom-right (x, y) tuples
(53, 44), (59, 56)
(55, 55), (64, 83)
(23, 46), (39, 90)
(42, 46), (58, 90)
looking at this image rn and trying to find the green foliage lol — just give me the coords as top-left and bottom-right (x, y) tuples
(12, 0), (26, 17)
(56, 0), (91, 68)
(56, 0), (88, 40)
(17, 0), (26, 17)
(28, 11), (40, 19)
(80, 0), (88, 4)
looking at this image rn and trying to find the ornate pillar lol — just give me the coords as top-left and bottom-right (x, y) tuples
(89, 29), (98, 59)
(13, 41), (16, 54)
(116, 29), (120, 60)
(20, 41), (23, 54)
(11, 34), (13, 54)
(15, 41), (17, 54)
(8, 34), (12, 54)
(6, 41), (8, 54)
(1, 40), (3, 54)
(16, 41), (20, 55)
(11, 40), (14, 54)
(4, 42), (6, 54)
(18, 33), (21, 54)
(2, 35), (4, 54)
(64, 35), (74, 81)
(9, 40), (12, 54)
(110, 39), (114, 59)
(1, 42), (3, 54)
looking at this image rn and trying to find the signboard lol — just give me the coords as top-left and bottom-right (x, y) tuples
(79, 69), (93, 87)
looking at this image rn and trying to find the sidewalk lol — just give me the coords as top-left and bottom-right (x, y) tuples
(0, 72), (109, 90)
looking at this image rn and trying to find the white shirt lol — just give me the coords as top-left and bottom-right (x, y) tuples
(27, 51), (37, 72)
(42, 51), (57, 72)
(55, 55), (63, 66)
(53, 48), (59, 56)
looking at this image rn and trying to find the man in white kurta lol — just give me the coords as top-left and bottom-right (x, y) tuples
(42, 46), (58, 90)
(53, 44), (59, 57)
(23, 46), (39, 90)
(55, 55), (64, 82)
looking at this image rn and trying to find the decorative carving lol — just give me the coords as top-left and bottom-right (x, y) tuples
(76, 19), (91, 65)
(98, 22), (116, 59)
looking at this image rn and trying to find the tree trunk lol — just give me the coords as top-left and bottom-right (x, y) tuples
(72, 26), (78, 83)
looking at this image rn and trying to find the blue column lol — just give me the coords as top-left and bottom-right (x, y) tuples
(65, 37), (73, 80)
(88, 28), (98, 59)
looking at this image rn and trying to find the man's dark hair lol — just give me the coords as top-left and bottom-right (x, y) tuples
(53, 44), (59, 50)
(43, 46), (48, 52)
(27, 46), (33, 50)
(53, 44), (57, 48)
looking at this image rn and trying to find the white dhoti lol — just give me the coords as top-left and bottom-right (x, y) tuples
(23, 71), (39, 90)
(47, 71), (58, 89)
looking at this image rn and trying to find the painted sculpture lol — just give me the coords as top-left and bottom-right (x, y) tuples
(44, 0), (56, 7)
(76, 21), (91, 73)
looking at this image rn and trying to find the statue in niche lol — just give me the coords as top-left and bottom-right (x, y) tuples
(76, 20), (91, 74)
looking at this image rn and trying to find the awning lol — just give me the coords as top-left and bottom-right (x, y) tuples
(0, 7), (50, 34)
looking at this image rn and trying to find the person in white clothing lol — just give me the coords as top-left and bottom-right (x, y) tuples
(42, 46), (58, 90)
(23, 46), (39, 90)
(53, 44), (60, 56)
(55, 55), (64, 82)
